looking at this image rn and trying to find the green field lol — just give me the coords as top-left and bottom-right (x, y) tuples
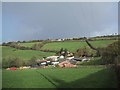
(2, 46), (55, 60)
(2, 66), (117, 88)
(19, 42), (41, 47)
(2, 40), (118, 88)
(41, 40), (116, 52)
(2, 40), (116, 60)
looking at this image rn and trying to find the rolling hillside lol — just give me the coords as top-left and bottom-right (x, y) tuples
(41, 40), (116, 52)
(2, 40), (117, 60)
(2, 46), (55, 60)
(19, 42), (41, 47)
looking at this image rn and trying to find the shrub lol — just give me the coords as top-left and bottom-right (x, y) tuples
(28, 56), (37, 66)
(75, 46), (97, 57)
(101, 40), (120, 65)
(2, 57), (25, 68)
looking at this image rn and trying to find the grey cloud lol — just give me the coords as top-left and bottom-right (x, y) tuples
(2, 2), (118, 42)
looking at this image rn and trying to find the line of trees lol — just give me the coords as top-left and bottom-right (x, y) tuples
(2, 41), (59, 54)
(2, 42), (32, 50)
(2, 56), (38, 68)
(2, 40), (50, 50)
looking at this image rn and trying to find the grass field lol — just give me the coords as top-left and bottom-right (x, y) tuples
(2, 46), (55, 60)
(19, 42), (41, 47)
(2, 66), (117, 88)
(41, 40), (116, 52)
(2, 40), (116, 60)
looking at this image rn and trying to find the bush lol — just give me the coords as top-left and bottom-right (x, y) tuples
(31, 40), (50, 50)
(2, 58), (8, 68)
(75, 46), (97, 57)
(28, 56), (37, 66)
(101, 40), (120, 65)
(2, 57), (25, 68)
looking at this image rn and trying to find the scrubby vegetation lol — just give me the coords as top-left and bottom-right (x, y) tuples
(101, 40), (120, 65)
(100, 40), (120, 88)
(75, 46), (97, 57)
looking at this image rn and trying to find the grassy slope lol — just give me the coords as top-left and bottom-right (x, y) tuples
(2, 67), (117, 88)
(2, 46), (55, 60)
(19, 42), (41, 47)
(41, 40), (116, 52)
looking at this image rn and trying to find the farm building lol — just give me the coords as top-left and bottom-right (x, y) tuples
(58, 61), (77, 68)
(6, 67), (17, 70)
(46, 56), (59, 61)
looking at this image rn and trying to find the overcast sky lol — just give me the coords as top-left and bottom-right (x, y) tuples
(2, 2), (118, 42)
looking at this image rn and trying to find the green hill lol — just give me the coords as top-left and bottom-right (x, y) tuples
(19, 42), (41, 47)
(41, 40), (116, 52)
(2, 40), (116, 60)
(2, 46), (55, 60)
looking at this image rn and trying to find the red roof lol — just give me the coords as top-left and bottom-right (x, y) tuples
(9, 67), (17, 70)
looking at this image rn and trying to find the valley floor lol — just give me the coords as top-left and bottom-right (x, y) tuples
(2, 66), (118, 88)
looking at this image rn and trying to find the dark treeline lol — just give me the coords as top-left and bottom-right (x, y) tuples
(2, 40), (58, 54)
(2, 42), (32, 50)
(89, 34), (119, 41)
(2, 34), (119, 45)
(17, 40), (44, 43)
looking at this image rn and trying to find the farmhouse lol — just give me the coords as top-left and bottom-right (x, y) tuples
(46, 56), (59, 61)
(50, 38), (65, 42)
(66, 56), (74, 60)
(35, 52), (91, 68)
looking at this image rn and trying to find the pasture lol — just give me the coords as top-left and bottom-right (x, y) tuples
(41, 40), (116, 52)
(19, 42), (41, 47)
(2, 66), (117, 88)
(2, 46), (55, 60)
